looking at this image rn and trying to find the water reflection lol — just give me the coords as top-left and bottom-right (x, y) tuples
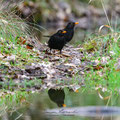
(46, 106), (120, 117)
(2, 88), (120, 120)
(48, 88), (65, 107)
(46, 88), (120, 120)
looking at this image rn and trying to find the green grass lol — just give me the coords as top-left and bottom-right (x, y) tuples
(0, 10), (44, 67)
(0, 7), (45, 111)
(79, 31), (120, 93)
(0, 90), (30, 115)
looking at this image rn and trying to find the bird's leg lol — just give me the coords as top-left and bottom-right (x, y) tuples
(50, 48), (52, 53)
(60, 50), (62, 54)
(53, 50), (56, 54)
(55, 50), (62, 57)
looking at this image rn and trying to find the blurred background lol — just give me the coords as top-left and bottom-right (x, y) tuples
(2, 0), (120, 45)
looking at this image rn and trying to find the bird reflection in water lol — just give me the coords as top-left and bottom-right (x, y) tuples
(48, 88), (66, 107)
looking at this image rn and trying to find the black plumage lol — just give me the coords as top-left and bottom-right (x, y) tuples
(63, 22), (79, 43)
(48, 89), (65, 107)
(48, 30), (66, 54)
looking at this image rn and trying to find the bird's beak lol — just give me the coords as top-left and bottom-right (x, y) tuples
(62, 31), (67, 34)
(75, 22), (79, 25)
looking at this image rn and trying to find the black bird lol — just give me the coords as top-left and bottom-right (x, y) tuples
(63, 22), (79, 43)
(48, 30), (67, 54)
(48, 89), (66, 107)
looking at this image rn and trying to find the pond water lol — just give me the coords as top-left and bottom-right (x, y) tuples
(34, 88), (120, 120)
(5, 88), (120, 120)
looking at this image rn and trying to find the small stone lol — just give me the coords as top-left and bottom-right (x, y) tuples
(72, 58), (81, 65)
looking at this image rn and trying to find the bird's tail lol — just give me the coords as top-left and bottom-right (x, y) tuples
(43, 35), (51, 37)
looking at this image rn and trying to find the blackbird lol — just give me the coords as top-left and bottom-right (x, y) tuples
(48, 30), (67, 54)
(63, 22), (79, 43)
(48, 88), (65, 107)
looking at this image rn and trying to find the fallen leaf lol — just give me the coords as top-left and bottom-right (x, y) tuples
(26, 44), (34, 49)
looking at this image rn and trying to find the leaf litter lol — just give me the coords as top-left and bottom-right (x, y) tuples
(0, 36), (111, 93)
